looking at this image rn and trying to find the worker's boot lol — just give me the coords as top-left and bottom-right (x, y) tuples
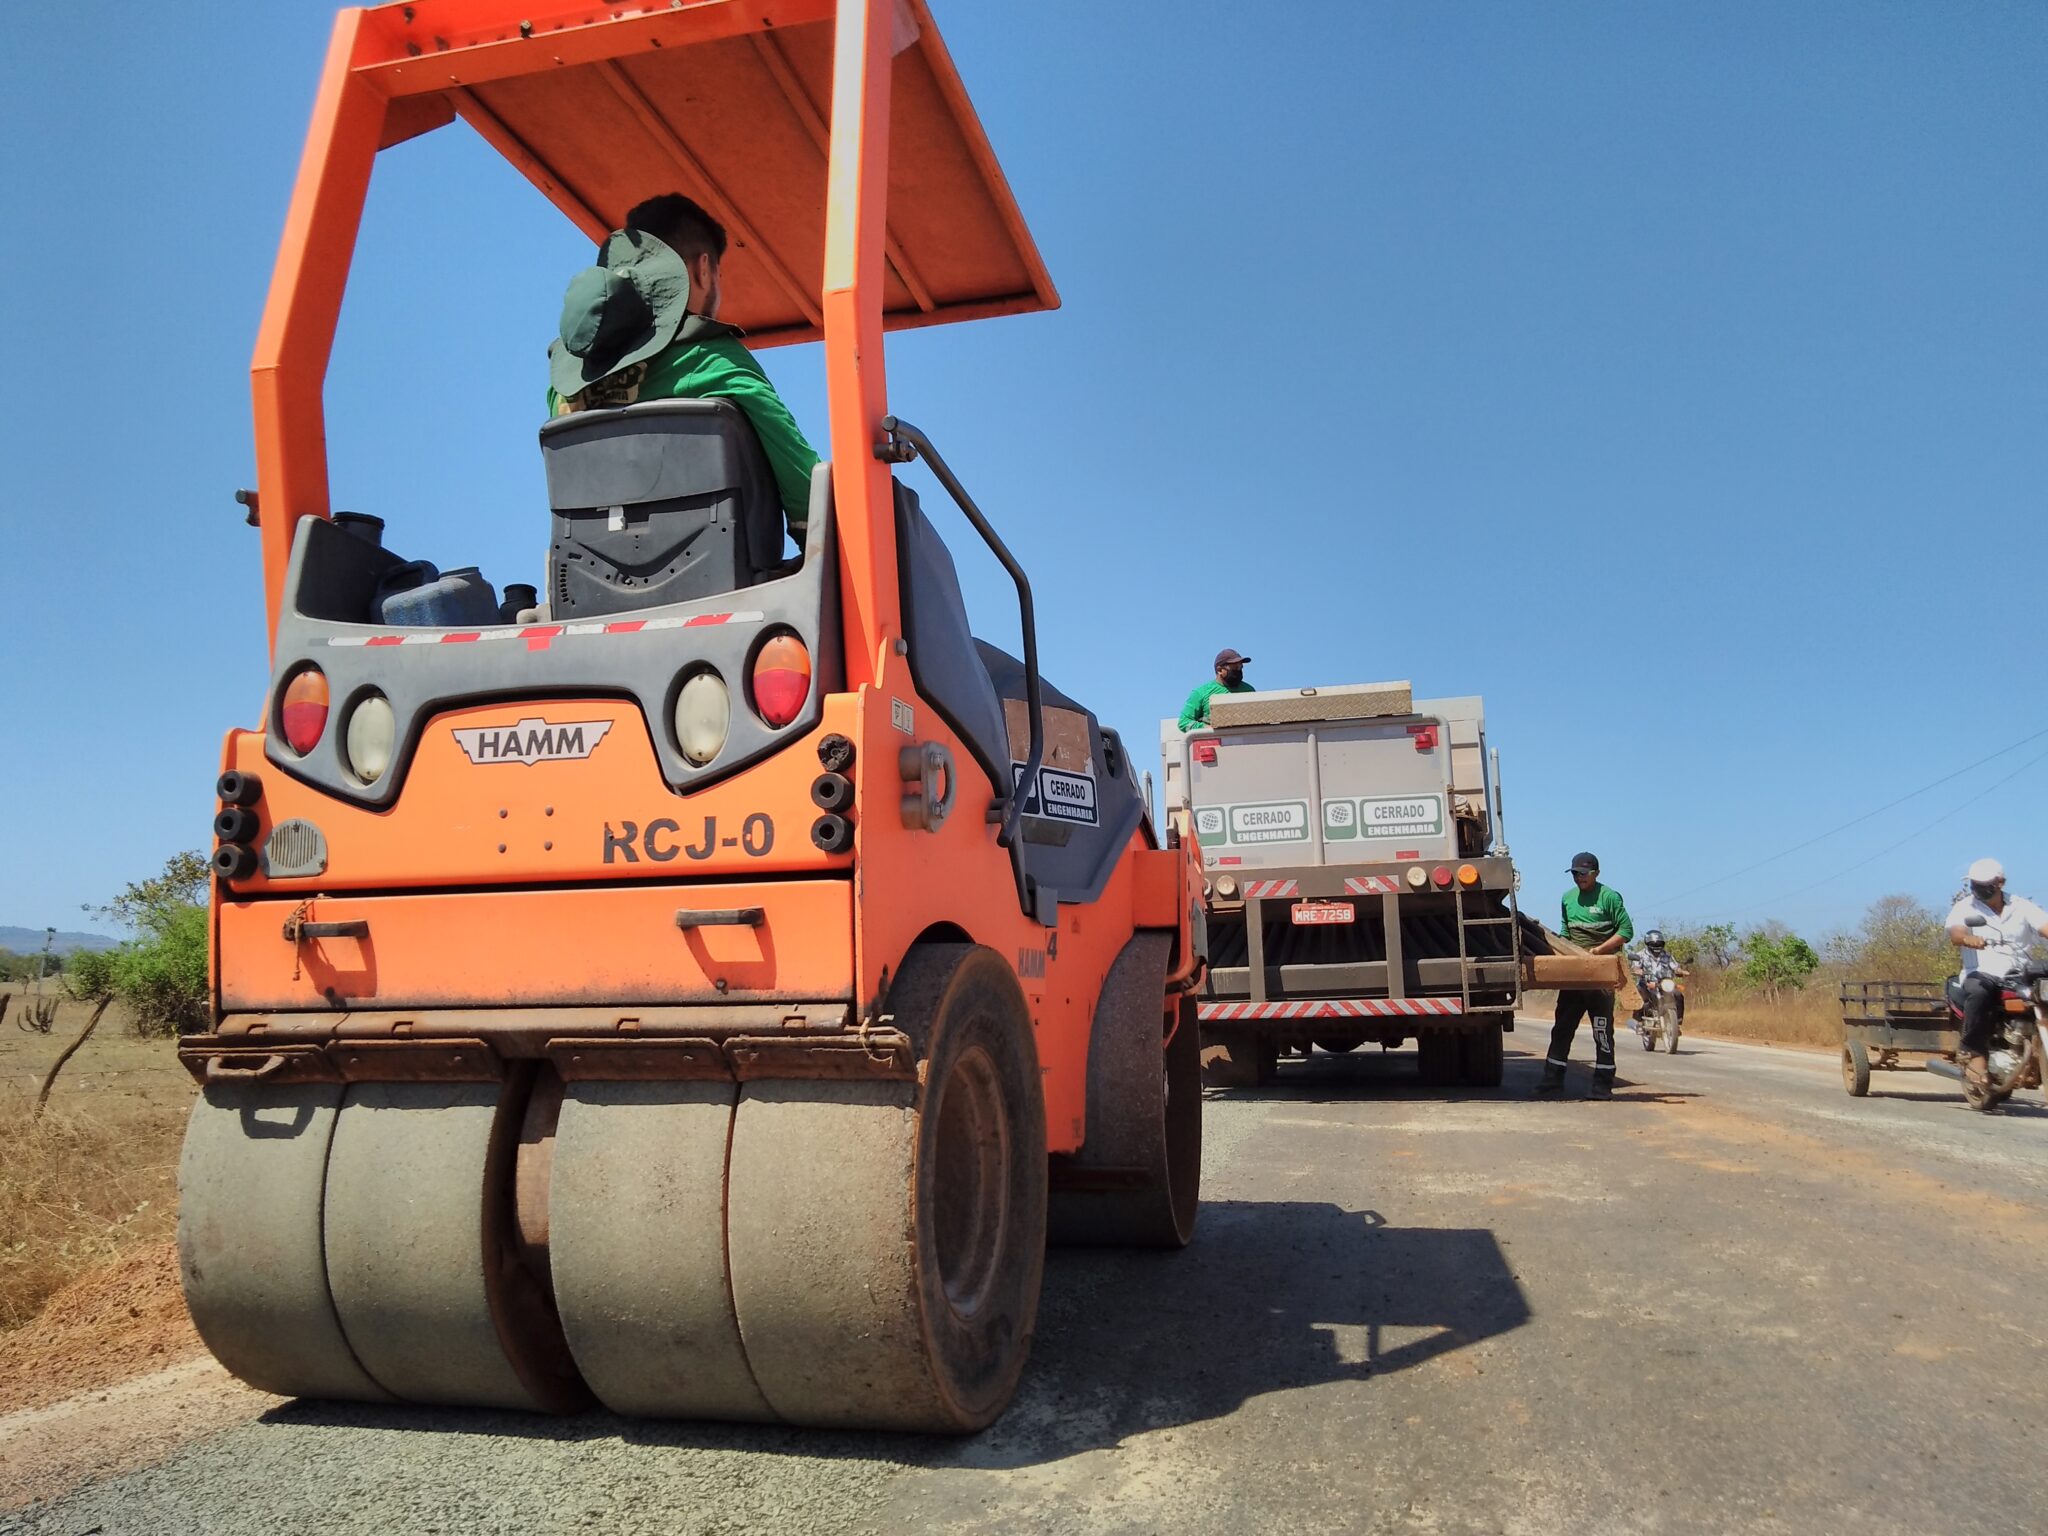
(1534, 1062), (1565, 1096)
(1589, 1071), (1615, 1100)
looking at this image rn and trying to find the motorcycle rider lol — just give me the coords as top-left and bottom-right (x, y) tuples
(1946, 858), (2048, 1101)
(1629, 929), (1686, 1028)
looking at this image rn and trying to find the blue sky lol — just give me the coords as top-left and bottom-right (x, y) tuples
(2, 1), (2043, 943)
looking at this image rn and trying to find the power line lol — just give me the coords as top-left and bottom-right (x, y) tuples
(1705, 743), (2048, 922)
(1641, 722), (2048, 909)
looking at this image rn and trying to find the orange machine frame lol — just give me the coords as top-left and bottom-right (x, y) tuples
(229, 0), (1194, 1155)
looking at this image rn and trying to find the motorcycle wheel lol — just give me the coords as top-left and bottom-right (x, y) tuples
(1664, 1023), (1681, 1055)
(1984, 1045), (2030, 1110)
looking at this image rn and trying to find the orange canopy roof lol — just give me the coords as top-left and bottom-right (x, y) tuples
(350, 0), (1058, 347)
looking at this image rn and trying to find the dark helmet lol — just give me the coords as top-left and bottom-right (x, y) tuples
(1645, 929), (1666, 949)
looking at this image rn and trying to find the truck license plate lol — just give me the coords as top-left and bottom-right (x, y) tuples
(1291, 901), (1355, 926)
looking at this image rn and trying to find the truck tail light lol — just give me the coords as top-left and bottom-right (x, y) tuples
(1405, 865), (1428, 888)
(1193, 741), (1218, 765)
(1431, 866), (1453, 887)
(280, 668), (329, 756)
(751, 632), (811, 729)
(1457, 864), (1479, 886)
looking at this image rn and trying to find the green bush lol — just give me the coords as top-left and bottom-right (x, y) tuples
(65, 948), (116, 1001)
(109, 903), (209, 1038)
(90, 851), (212, 1039)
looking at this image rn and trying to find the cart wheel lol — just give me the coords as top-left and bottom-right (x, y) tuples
(1842, 1040), (1870, 1097)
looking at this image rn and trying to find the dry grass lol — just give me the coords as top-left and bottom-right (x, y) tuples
(1686, 990), (1843, 1048)
(0, 1090), (185, 1332)
(1527, 981), (1847, 1049)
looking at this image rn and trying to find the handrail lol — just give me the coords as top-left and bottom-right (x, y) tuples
(876, 415), (1048, 923)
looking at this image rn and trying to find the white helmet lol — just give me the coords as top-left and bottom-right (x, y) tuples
(1968, 857), (2006, 885)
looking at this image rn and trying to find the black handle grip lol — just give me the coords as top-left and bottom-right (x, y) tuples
(675, 908), (766, 929)
(296, 920), (368, 941)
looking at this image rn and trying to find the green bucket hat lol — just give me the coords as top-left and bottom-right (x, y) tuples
(547, 228), (693, 400)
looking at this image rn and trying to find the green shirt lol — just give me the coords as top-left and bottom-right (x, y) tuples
(550, 318), (821, 544)
(1178, 679), (1254, 731)
(1560, 882), (1634, 949)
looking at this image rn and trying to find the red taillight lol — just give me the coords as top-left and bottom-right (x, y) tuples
(751, 633), (812, 729)
(1409, 725), (1438, 752)
(1193, 741), (1218, 765)
(1431, 865), (1452, 887)
(280, 668), (329, 756)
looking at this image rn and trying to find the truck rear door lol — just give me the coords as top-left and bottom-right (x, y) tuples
(1186, 718), (1457, 870)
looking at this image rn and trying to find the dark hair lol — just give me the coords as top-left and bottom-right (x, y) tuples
(624, 193), (728, 265)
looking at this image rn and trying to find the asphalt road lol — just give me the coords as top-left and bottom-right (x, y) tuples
(9, 1024), (2048, 1535)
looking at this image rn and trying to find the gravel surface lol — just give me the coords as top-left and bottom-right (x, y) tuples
(9, 1028), (2048, 1534)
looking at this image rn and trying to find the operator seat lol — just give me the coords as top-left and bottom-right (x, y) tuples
(539, 398), (786, 618)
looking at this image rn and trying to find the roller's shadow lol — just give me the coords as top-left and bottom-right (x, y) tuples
(263, 1200), (1529, 1471)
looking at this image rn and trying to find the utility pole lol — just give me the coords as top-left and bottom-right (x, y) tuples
(32, 926), (55, 998)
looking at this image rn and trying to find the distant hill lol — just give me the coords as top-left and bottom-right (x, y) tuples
(0, 926), (121, 955)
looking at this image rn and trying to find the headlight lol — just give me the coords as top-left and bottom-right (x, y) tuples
(674, 670), (731, 765)
(1660, 978), (1677, 994)
(343, 692), (395, 783)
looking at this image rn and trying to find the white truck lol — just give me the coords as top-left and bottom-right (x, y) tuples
(1160, 681), (1519, 1087)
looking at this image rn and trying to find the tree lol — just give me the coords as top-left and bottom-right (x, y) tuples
(1740, 928), (1820, 1001)
(1834, 893), (1951, 984)
(91, 851), (211, 1038)
(1666, 922), (1736, 971)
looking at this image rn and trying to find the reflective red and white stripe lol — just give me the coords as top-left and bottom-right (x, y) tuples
(1199, 997), (1464, 1021)
(325, 610), (766, 653)
(1343, 875), (1401, 895)
(1241, 878), (1299, 899)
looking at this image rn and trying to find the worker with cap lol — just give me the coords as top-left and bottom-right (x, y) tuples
(1537, 851), (1635, 1097)
(1946, 858), (2048, 1105)
(1179, 649), (1255, 731)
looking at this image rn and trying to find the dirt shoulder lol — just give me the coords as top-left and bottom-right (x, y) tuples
(0, 1243), (278, 1514)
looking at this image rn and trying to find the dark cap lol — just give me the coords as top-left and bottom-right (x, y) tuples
(1214, 648), (1251, 669)
(1568, 851), (1600, 875)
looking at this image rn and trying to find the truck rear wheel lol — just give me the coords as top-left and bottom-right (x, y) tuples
(1417, 1031), (1459, 1087)
(1203, 1026), (1278, 1087)
(1459, 1024), (1505, 1088)
(1313, 1034), (1367, 1055)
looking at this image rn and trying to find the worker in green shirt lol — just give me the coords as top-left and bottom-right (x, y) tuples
(547, 194), (820, 552)
(1537, 851), (1635, 1098)
(1178, 649), (1255, 730)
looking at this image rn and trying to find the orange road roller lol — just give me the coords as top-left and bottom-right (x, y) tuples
(179, 0), (1204, 1433)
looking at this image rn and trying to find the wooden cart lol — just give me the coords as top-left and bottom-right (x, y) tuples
(1838, 980), (1955, 1096)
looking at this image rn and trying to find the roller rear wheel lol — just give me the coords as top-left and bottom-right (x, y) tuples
(724, 944), (1047, 1430)
(180, 1074), (584, 1413)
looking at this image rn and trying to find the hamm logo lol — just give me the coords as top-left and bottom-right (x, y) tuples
(452, 718), (613, 766)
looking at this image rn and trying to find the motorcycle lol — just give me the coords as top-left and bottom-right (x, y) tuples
(1629, 961), (1683, 1054)
(1944, 915), (2048, 1112)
